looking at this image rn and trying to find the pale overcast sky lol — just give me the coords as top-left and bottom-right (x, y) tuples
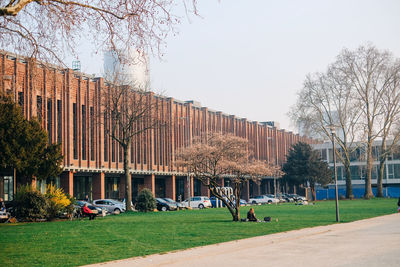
(76, 0), (400, 132)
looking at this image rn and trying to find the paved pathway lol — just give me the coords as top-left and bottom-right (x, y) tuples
(86, 213), (400, 267)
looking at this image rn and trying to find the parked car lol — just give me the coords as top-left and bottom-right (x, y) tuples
(249, 195), (278, 204)
(265, 194), (280, 203)
(182, 196), (212, 209)
(238, 199), (248, 206)
(163, 198), (185, 209)
(156, 198), (177, 211)
(288, 194), (307, 202)
(280, 193), (295, 202)
(92, 199), (126, 214)
(75, 201), (107, 217)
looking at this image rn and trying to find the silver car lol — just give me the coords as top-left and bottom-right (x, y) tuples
(93, 199), (126, 214)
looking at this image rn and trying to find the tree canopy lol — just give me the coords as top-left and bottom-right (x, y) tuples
(0, 0), (198, 64)
(282, 142), (332, 200)
(177, 133), (278, 221)
(0, 94), (63, 181)
(291, 44), (400, 198)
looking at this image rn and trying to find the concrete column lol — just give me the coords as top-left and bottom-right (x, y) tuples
(144, 174), (155, 196)
(190, 176), (194, 198)
(165, 175), (176, 200)
(60, 171), (74, 196)
(92, 172), (105, 200)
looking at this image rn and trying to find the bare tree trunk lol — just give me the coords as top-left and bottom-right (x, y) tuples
(377, 140), (387, 197)
(233, 184), (242, 221)
(123, 143), (132, 211)
(377, 159), (385, 197)
(344, 161), (353, 199)
(364, 142), (374, 199)
(311, 185), (316, 201)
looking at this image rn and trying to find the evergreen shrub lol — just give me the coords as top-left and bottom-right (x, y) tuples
(14, 185), (48, 221)
(136, 189), (156, 212)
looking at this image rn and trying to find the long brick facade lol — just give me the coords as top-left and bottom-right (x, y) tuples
(0, 51), (317, 202)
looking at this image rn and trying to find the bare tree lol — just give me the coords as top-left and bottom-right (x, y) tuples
(0, 0), (198, 64)
(376, 61), (400, 197)
(335, 45), (398, 198)
(101, 69), (160, 211)
(292, 44), (400, 199)
(177, 133), (277, 221)
(290, 67), (362, 199)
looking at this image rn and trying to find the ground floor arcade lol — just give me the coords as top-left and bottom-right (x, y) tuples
(0, 171), (281, 203)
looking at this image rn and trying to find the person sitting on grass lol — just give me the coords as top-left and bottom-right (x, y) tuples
(247, 208), (258, 222)
(82, 203), (96, 220)
(398, 197), (400, 213)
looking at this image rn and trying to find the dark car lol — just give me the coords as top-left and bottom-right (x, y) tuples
(156, 198), (177, 211)
(163, 198), (185, 209)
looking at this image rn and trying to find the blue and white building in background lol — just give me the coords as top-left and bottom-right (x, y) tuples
(312, 140), (400, 200)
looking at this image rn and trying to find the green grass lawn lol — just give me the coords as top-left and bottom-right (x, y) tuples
(0, 198), (397, 266)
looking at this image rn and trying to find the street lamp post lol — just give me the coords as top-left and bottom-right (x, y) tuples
(267, 136), (278, 205)
(328, 125), (340, 222)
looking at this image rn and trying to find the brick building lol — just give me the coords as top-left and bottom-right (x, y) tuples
(0, 51), (316, 202)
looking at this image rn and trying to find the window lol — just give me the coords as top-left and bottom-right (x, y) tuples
(136, 134), (141, 164)
(320, 149), (327, 161)
(90, 107), (94, 161)
(47, 99), (52, 143)
(372, 146), (381, 161)
(73, 103), (78, 159)
(119, 127), (122, 163)
(193, 179), (201, 196)
(104, 113), (108, 162)
(112, 139), (115, 162)
(82, 105), (86, 160)
(57, 100), (62, 144)
(73, 176), (92, 200)
(18, 92), (24, 113)
(143, 131), (147, 164)
(105, 177), (120, 199)
(2, 176), (14, 201)
(388, 164), (400, 179)
(37, 96), (42, 121)
(394, 164), (400, 178)
(328, 149), (334, 163)
(350, 166), (361, 180)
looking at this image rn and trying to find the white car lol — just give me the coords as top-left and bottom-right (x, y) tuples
(182, 196), (212, 209)
(249, 195), (278, 204)
(93, 199), (126, 214)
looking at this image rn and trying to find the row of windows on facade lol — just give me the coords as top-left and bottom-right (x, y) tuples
(17, 95), (216, 165)
(331, 164), (400, 180)
(317, 146), (400, 163)
(18, 92), (282, 165)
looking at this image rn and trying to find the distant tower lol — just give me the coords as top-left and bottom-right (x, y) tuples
(103, 49), (150, 89)
(72, 61), (81, 71)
